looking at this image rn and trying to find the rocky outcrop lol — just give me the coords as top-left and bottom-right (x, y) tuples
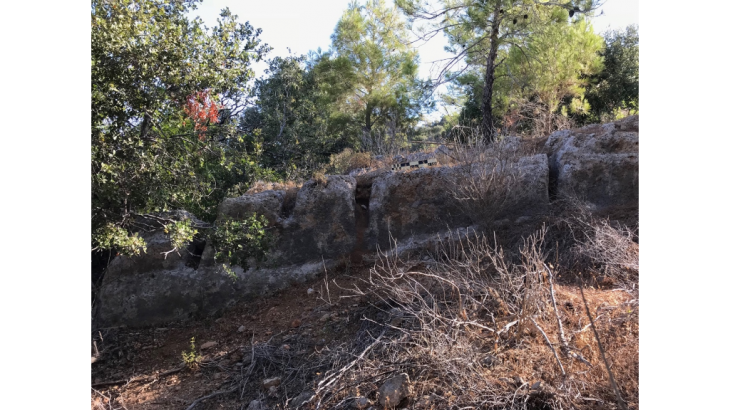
(366, 154), (549, 250)
(274, 176), (357, 265)
(97, 118), (637, 327)
(218, 189), (286, 225)
(97, 177), (358, 328)
(96, 229), (236, 327)
(546, 115), (638, 209)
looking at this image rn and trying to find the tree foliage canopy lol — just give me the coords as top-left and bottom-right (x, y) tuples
(92, 0), (270, 254)
(585, 24), (639, 120)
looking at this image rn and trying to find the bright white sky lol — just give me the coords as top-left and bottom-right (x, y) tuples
(190, 0), (638, 119)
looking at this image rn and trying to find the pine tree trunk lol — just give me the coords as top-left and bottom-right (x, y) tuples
(481, 1), (502, 143)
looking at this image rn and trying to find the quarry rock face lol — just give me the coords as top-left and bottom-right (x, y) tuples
(218, 189), (285, 225)
(98, 118), (637, 327)
(96, 229), (237, 327)
(546, 115), (638, 209)
(366, 154), (549, 251)
(276, 175), (357, 265)
(98, 177), (358, 328)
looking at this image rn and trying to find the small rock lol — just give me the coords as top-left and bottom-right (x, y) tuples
(238, 325), (246, 333)
(291, 390), (315, 408)
(531, 381), (542, 390)
(282, 344), (290, 350)
(481, 355), (500, 368)
(263, 377), (282, 388)
(352, 396), (370, 409)
(215, 318), (225, 324)
(307, 288), (315, 296)
(414, 395), (434, 409)
(515, 216), (532, 224)
(319, 313), (331, 322)
(247, 399), (268, 410)
(291, 319), (302, 328)
(389, 308), (404, 327)
(378, 373), (411, 408)
(200, 341), (218, 350)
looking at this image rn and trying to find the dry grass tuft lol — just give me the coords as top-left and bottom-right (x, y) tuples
(246, 180), (301, 194)
(327, 148), (373, 175)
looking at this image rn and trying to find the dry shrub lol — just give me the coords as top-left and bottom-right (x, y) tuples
(448, 137), (532, 227)
(326, 148), (373, 175)
(361, 129), (409, 158)
(246, 180), (301, 194)
(312, 170), (328, 186)
(311, 225), (638, 410)
(573, 218), (639, 288)
(549, 195), (639, 288)
(502, 100), (575, 138)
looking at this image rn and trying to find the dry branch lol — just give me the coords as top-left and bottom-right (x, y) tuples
(580, 282), (628, 410)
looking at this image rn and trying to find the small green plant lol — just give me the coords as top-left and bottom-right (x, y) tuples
(210, 213), (272, 279)
(165, 219), (198, 251)
(94, 224), (147, 256)
(181, 337), (200, 369)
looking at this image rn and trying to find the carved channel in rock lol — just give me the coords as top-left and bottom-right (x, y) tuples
(352, 179), (372, 264)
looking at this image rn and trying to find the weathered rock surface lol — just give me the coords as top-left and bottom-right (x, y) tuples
(274, 176), (357, 265)
(98, 177), (357, 328)
(262, 377), (282, 388)
(96, 227), (234, 327)
(378, 373), (411, 408)
(546, 115), (638, 209)
(218, 189), (286, 225)
(99, 118), (637, 328)
(366, 154), (549, 250)
(291, 390), (315, 408)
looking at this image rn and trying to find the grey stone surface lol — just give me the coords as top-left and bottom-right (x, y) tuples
(366, 154), (549, 250)
(378, 373), (411, 408)
(101, 125), (652, 329)
(218, 189), (286, 225)
(274, 175), (357, 265)
(546, 116), (638, 209)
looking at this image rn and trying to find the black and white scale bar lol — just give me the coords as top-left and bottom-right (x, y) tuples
(391, 158), (437, 171)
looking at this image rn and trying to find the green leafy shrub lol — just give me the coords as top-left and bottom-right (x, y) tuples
(210, 214), (272, 279)
(165, 219), (198, 252)
(94, 224), (147, 256)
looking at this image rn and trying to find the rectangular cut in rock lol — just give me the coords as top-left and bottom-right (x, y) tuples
(366, 154), (549, 251)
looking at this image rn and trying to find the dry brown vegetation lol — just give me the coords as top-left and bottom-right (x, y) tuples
(307, 217), (638, 410)
(92, 125), (638, 410)
(246, 180), (302, 194)
(90, 198), (638, 410)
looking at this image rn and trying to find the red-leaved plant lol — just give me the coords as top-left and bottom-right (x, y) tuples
(183, 89), (224, 140)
